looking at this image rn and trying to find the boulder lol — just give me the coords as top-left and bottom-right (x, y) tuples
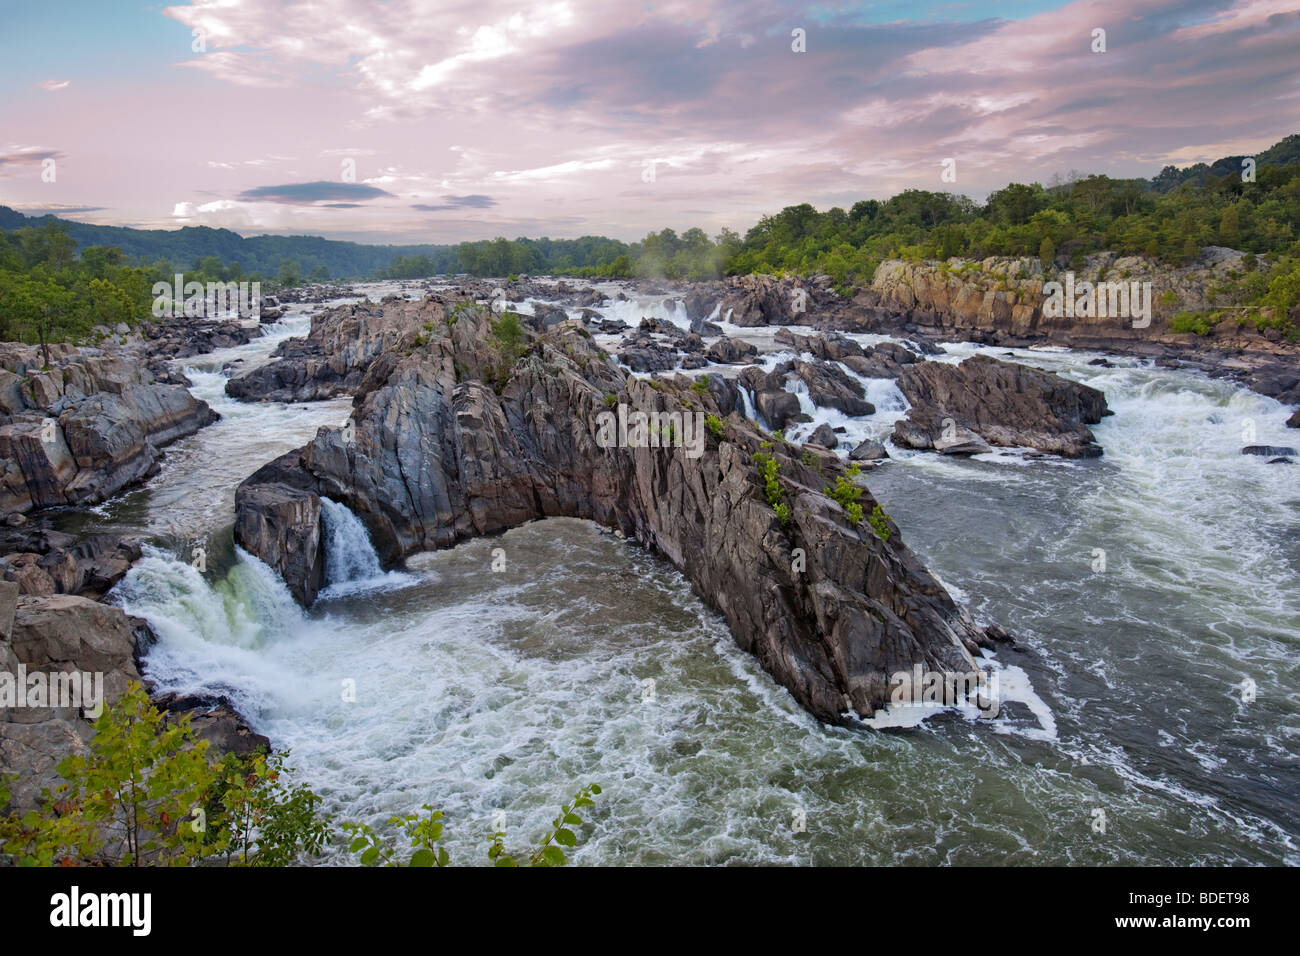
(849, 439), (889, 461)
(806, 423), (838, 449)
(891, 354), (1109, 458)
(1241, 445), (1299, 457)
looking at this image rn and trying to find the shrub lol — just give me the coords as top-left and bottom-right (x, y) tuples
(752, 447), (790, 526)
(867, 503), (893, 541)
(1170, 310), (1213, 335)
(704, 413), (725, 441)
(343, 783), (602, 868)
(826, 475), (864, 526)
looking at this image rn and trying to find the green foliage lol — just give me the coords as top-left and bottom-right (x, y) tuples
(867, 503), (893, 542)
(1038, 236), (1055, 268)
(690, 377), (710, 395)
(1170, 310), (1215, 335)
(345, 783), (603, 868)
(604, 392), (619, 407)
(50, 682), (215, 866)
(209, 750), (332, 867)
(826, 475), (864, 526)
(0, 683), (329, 868)
(485, 310), (529, 393)
(704, 413), (725, 441)
(343, 805), (450, 867)
(753, 448), (790, 525)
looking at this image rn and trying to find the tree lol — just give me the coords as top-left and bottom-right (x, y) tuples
(1038, 236), (1056, 269)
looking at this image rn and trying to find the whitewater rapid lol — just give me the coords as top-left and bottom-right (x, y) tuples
(104, 282), (1297, 865)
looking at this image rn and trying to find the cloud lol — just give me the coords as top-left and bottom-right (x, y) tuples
(412, 194), (499, 211)
(0, 147), (63, 168)
(7, 204), (105, 216)
(15, 0), (1294, 241)
(236, 181), (394, 204)
(36, 80), (70, 92)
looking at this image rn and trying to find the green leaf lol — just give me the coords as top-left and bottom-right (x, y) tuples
(541, 845), (566, 866)
(349, 836), (369, 853)
(409, 848), (435, 867)
(563, 813), (582, 826)
(553, 827), (577, 847)
(589, 784), (602, 795)
(360, 846), (380, 866)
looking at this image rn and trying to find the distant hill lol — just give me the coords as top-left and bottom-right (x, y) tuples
(1150, 133), (1300, 193)
(0, 206), (450, 278)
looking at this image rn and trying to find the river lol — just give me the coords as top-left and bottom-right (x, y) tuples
(93, 280), (1297, 865)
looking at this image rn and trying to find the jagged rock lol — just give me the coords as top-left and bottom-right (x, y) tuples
(0, 345), (217, 516)
(225, 297), (440, 402)
(791, 360), (874, 416)
(618, 342), (678, 372)
(142, 317), (262, 359)
(234, 305), (997, 725)
(1287, 409), (1300, 428)
(849, 439), (889, 461)
(891, 354), (1109, 458)
(705, 337), (758, 364)
(233, 483), (324, 605)
(0, 524), (141, 599)
(1241, 445), (1298, 457)
(806, 423), (838, 449)
(846, 255), (1299, 405)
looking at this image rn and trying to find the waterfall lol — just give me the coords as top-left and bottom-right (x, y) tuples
(738, 384), (760, 427)
(320, 497), (384, 586)
(110, 544), (309, 717)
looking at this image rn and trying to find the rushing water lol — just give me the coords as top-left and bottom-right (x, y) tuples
(106, 282), (1298, 866)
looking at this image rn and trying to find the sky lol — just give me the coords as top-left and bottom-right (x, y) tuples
(0, 0), (1297, 245)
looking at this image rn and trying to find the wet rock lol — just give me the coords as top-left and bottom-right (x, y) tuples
(1288, 409), (1300, 428)
(807, 423), (838, 449)
(705, 336), (758, 364)
(235, 306), (996, 725)
(226, 297), (440, 402)
(791, 360), (874, 417)
(891, 354), (1109, 458)
(849, 439), (889, 461)
(233, 483), (324, 606)
(1241, 445), (1298, 457)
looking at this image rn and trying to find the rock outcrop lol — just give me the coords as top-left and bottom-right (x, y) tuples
(0, 343), (217, 519)
(0, 591), (268, 817)
(854, 254), (1300, 406)
(234, 304), (1001, 724)
(891, 354), (1110, 458)
(225, 297), (442, 402)
(1, 523), (141, 599)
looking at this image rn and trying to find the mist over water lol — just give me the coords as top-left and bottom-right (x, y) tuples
(106, 282), (1298, 865)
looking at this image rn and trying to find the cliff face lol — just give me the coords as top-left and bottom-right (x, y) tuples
(0, 344), (217, 518)
(234, 301), (998, 725)
(846, 251), (1300, 405)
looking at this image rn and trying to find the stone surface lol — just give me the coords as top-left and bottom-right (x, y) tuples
(235, 305), (996, 725)
(891, 354), (1110, 458)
